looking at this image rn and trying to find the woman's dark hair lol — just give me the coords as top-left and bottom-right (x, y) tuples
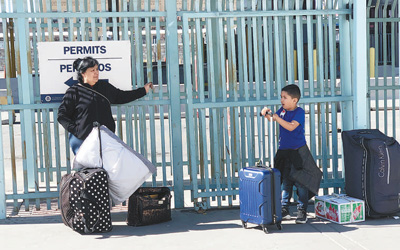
(73, 56), (99, 83)
(282, 84), (301, 101)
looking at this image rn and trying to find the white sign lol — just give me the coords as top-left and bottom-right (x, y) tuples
(38, 41), (132, 103)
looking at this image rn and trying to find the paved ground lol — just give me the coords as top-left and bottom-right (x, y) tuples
(1, 203), (400, 250)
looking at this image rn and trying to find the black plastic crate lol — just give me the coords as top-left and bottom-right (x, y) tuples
(127, 187), (172, 226)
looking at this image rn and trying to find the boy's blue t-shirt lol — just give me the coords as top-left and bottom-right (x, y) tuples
(276, 106), (306, 150)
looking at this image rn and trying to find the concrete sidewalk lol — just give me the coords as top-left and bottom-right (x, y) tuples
(1, 204), (400, 250)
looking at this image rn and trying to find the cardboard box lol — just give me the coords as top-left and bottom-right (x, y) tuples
(314, 194), (365, 224)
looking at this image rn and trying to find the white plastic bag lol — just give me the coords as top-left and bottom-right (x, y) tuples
(73, 126), (157, 205)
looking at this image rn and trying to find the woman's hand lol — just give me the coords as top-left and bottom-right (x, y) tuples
(144, 82), (154, 93)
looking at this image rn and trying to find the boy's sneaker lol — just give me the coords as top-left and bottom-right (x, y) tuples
(295, 209), (308, 224)
(281, 207), (291, 220)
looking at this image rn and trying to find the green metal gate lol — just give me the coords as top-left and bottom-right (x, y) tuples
(367, 0), (400, 138)
(182, 0), (353, 210)
(0, 0), (184, 218)
(2, 0), (394, 218)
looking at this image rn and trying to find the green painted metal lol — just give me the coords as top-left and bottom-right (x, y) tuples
(353, 0), (368, 129)
(366, 0), (400, 139)
(182, 0), (354, 209)
(1, 0), (396, 217)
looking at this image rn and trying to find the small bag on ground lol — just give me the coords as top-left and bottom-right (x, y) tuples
(126, 187), (172, 226)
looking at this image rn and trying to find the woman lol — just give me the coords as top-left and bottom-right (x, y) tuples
(58, 56), (153, 154)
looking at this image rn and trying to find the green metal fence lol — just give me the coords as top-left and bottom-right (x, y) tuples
(1, 0), (393, 218)
(367, 0), (400, 138)
(182, 0), (353, 209)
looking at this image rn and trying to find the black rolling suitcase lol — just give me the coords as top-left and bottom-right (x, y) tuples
(60, 168), (112, 233)
(342, 129), (400, 217)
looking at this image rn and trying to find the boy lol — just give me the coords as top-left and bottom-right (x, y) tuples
(261, 84), (318, 224)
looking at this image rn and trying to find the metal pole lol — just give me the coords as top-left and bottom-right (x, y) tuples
(16, 1), (36, 188)
(353, 0), (368, 129)
(166, 0), (184, 208)
(340, 0), (353, 131)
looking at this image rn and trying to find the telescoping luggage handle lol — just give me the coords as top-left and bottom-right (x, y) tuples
(93, 121), (103, 165)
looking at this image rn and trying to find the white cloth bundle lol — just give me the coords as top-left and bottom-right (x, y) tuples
(73, 125), (157, 205)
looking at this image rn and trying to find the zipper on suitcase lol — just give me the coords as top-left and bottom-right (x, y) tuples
(360, 138), (371, 215)
(384, 142), (391, 185)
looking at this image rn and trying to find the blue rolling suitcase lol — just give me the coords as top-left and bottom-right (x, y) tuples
(239, 116), (282, 233)
(239, 165), (282, 233)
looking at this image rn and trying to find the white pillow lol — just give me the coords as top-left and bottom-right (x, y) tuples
(73, 126), (157, 205)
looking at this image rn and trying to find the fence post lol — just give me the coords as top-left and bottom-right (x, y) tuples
(166, 1), (184, 208)
(340, 0), (353, 131)
(0, 111), (5, 219)
(353, 0), (368, 129)
(16, 1), (37, 189)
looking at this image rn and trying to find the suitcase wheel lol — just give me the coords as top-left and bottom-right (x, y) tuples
(262, 225), (269, 234)
(276, 222), (282, 230)
(241, 220), (247, 229)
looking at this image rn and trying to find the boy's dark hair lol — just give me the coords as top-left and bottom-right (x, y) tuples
(282, 84), (301, 102)
(73, 56), (99, 84)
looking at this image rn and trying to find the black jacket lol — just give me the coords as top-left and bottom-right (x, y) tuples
(275, 145), (322, 196)
(57, 80), (146, 140)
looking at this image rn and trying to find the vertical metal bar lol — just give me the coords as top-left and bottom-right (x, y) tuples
(184, 9), (200, 206)
(328, 0), (340, 193)
(45, 0), (54, 41)
(371, 0), (379, 129)
(42, 110), (52, 209)
(16, 1), (36, 190)
(144, 0), (157, 185)
(2, 10), (19, 211)
(207, 0), (222, 206)
(217, 0), (232, 205)
(236, 1), (246, 168)
(382, 1), (389, 134)
(353, 0), (368, 129)
(250, 0), (260, 164)
(295, 0), (305, 91)
(328, 0), (336, 96)
(316, 0), (328, 192)
(121, 0), (129, 41)
(339, 0), (353, 131)
(90, 0), (97, 41)
(67, 0), (74, 41)
(53, 109), (62, 208)
(273, 0), (283, 91)
(101, 0), (107, 41)
(155, 0), (167, 186)
(194, 0), (210, 207)
(366, 0), (372, 130)
(111, 0), (118, 40)
(227, 0), (240, 177)
(306, 0), (316, 157)
(390, 0), (400, 138)
(166, 0), (184, 208)
(0, 110), (5, 219)
(285, 0), (294, 84)
(239, 1), (253, 168)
